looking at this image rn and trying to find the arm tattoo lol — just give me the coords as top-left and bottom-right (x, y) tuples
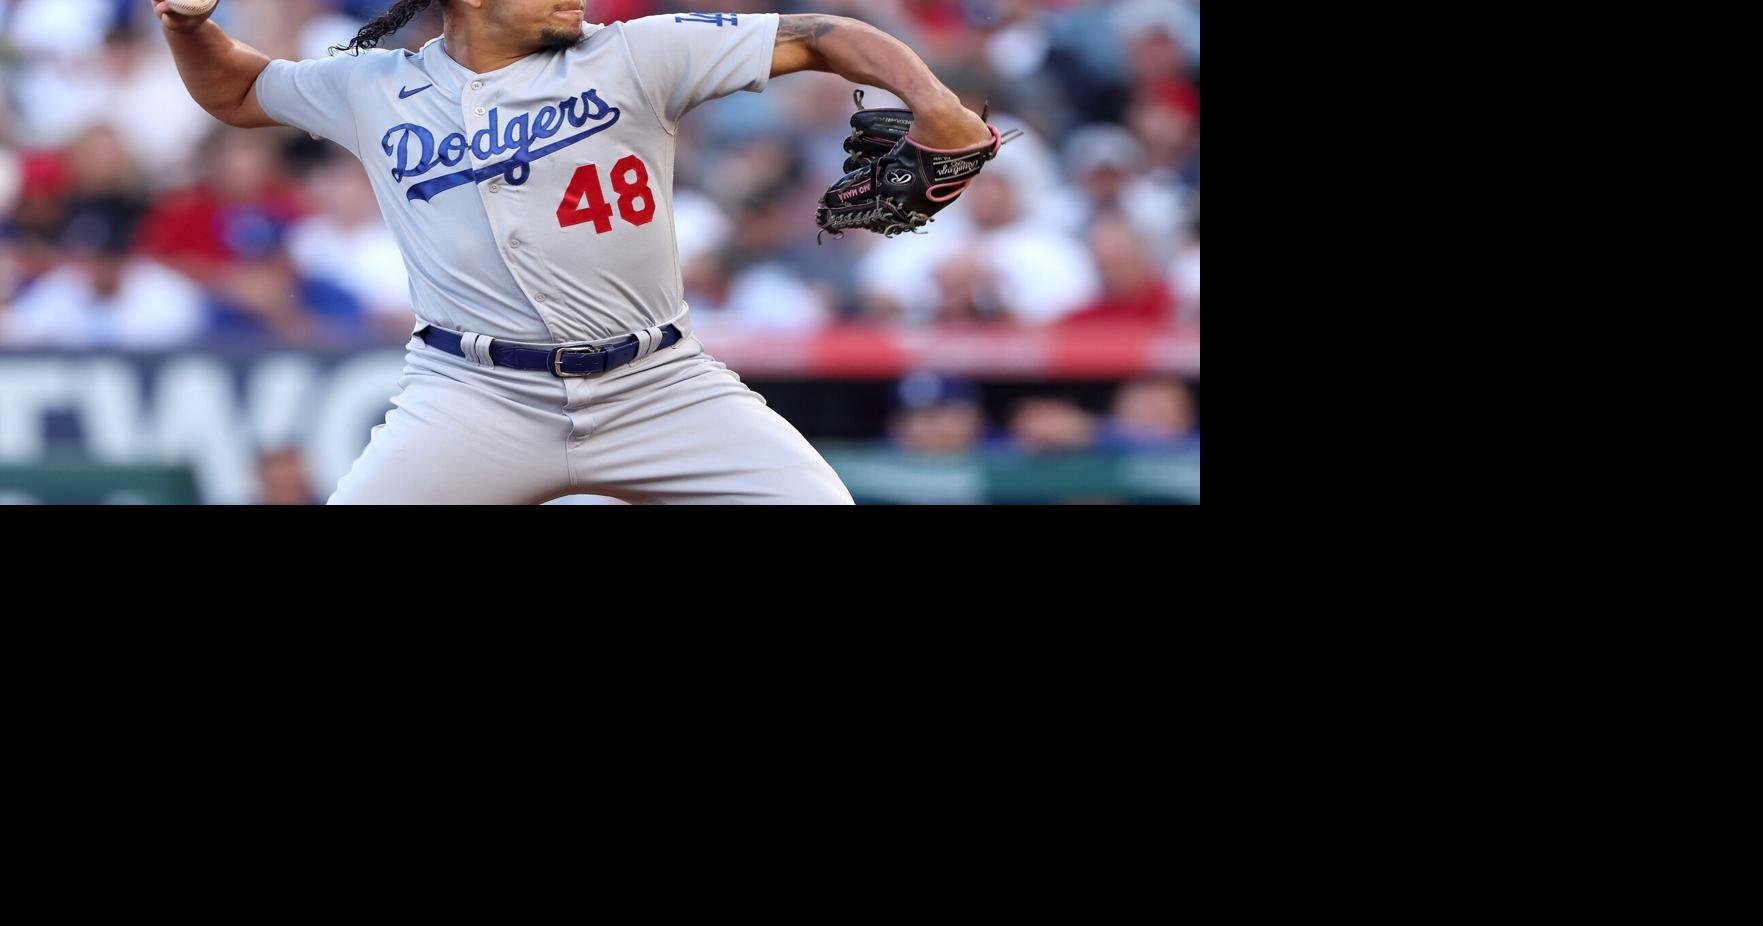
(776, 14), (842, 47)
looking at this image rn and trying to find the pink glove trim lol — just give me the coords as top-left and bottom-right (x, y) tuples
(903, 123), (1003, 157)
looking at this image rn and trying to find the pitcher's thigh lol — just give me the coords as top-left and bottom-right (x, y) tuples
(582, 366), (854, 505)
(329, 372), (571, 505)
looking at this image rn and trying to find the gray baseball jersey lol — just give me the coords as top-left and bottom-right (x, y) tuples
(254, 12), (779, 342)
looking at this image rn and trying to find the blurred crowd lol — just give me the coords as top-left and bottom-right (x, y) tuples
(0, 0), (1199, 349)
(889, 371), (1197, 456)
(244, 371), (1198, 503)
(242, 370), (1198, 503)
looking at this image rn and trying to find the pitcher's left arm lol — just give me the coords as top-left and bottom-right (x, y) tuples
(769, 14), (990, 150)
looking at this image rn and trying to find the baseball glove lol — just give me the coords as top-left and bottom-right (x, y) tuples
(816, 90), (1020, 243)
(841, 90), (914, 173)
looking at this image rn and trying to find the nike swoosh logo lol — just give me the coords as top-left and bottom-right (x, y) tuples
(399, 85), (433, 99)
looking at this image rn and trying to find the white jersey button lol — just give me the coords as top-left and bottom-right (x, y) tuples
(509, 238), (521, 249)
(474, 106), (487, 115)
(471, 80), (483, 90)
(488, 181), (501, 193)
(535, 293), (548, 303)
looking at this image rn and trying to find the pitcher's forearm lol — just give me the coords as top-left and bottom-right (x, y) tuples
(780, 16), (953, 111)
(774, 15), (989, 149)
(164, 20), (276, 127)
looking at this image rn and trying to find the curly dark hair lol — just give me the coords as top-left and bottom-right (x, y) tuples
(331, 0), (442, 55)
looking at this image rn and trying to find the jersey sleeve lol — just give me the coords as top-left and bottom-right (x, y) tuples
(620, 12), (781, 132)
(253, 54), (364, 156)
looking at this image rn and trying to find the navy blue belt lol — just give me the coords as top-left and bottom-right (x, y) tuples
(420, 323), (684, 377)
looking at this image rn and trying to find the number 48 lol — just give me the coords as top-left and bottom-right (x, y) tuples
(556, 154), (656, 232)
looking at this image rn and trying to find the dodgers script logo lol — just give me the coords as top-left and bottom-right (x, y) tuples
(381, 89), (620, 203)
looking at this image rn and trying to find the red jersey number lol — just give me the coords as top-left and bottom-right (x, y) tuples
(557, 155), (656, 232)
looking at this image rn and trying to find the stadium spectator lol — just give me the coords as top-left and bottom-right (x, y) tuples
(1058, 122), (1188, 256)
(857, 156), (1100, 325)
(1096, 376), (1199, 451)
(3, 0), (126, 64)
(673, 189), (733, 268)
(62, 124), (149, 214)
(684, 248), (832, 334)
(1, 198), (204, 348)
(974, 2), (1064, 125)
(2, 151), (76, 293)
(1126, 93), (1199, 191)
(7, 23), (212, 178)
(136, 127), (312, 342)
(255, 446), (319, 505)
(888, 372), (984, 455)
(928, 250), (1006, 325)
(137, 128), (303, 281)
(1117, 1), (1200, 118)
(287, 153), (416, 338)
(1059, 211), (1179, 327)
(1004, 397), (1098, 454)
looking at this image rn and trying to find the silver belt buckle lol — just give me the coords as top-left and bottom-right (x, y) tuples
(552, 344), (604, 377)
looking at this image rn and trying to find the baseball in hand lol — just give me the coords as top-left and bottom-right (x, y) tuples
(166, 0), (218, 14)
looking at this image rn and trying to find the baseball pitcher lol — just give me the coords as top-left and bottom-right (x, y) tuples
(152, 0), (1005, 504)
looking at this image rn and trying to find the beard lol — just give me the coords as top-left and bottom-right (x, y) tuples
(536, 23), (586, 50)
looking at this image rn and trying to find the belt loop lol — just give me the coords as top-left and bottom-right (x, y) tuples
(460, 332), (496, 367)
(632, 326), (665, 360)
